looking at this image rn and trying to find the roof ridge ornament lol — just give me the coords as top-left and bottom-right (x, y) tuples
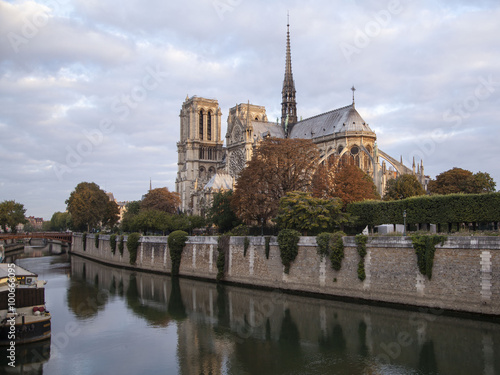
(351, 86), (356, 108)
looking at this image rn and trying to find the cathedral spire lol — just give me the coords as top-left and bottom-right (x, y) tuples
(281, 13), (297, 134)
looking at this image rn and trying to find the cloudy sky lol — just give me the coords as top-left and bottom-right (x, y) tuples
(1, 0), (500, 220)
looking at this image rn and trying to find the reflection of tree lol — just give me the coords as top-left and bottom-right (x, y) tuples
(125, 274), (172, 327)
(214, 284), (229, 334)
(419, 340), (438, 374)
(358, 321), (369, 357)
(66, 279), (108, 320)
(233, 308), (303, 375)
(167, 277), (187, 321)
(319, 323), (346, 353)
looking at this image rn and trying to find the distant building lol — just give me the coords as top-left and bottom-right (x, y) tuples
(176, 21), (429, 215)
(105, 191), (129, 223)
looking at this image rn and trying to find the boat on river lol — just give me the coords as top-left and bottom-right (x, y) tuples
(0, 264), (51, 345)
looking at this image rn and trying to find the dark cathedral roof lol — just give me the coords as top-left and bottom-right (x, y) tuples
(288, 104), (374, 140)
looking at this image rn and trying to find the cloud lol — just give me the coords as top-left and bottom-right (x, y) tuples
(1, 0), (500, 219)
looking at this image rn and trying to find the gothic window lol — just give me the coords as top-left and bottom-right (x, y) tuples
(199, 110), (204, 140)
(208, 167), (216, 178)
(207, 111), (212, 141)
(199, 167), (206, 179)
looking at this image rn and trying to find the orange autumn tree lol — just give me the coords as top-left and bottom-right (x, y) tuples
(311, 157), (380, 208)
(141, 187), (181, 214)
(232, 137), (320, 224)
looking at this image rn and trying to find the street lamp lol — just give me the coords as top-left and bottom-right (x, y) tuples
(260, 218), (264, 236)
(403, 210), (407, 236)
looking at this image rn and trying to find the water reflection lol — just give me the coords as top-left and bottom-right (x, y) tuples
(68, 256), (500, 375)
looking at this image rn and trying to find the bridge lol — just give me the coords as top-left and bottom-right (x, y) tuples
(0, 232), (73, 244)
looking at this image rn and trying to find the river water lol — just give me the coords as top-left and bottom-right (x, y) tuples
(2, 244), (499, 375)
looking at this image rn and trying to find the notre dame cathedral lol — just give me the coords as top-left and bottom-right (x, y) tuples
(176, 22), (429, 216)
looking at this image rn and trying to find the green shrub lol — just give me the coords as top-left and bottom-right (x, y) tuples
(243, 237), (250, 257)
(168, 230), (188, 276)
(229, 224), (250, 236)
(82, 232), (87, 251)
(95, 234), (99, 248)
(277, 229), (301, 274)
(118, 235), (124, 256)
(126, 233), (141, 265)
(317, 232), (346, 271)
(355, 234), (368, 281)
(411, 235), (447, 279)
(110, 234), (117, 255)
(217, 235), (230, 281)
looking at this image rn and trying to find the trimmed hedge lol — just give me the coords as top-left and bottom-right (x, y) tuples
(126, 233), (141, 265)
(217, 235), (230, 281)
(168, 230), (188, 276)
(411, 235), (446, 279)
(277, 229), (301, 274)
(348, 193), (500, 228)
(82, 232), (87, 251)
(110, 234), (117, 254)
(118, 235), (124, 256)
(355, 234), (368, 281)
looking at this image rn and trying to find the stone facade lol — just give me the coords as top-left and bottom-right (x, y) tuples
(175, 23), (429, 215)
(72, 234), (500, 316)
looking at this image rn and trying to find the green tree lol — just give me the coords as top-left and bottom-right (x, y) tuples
(275, 192), (347, 235)
(208, 191), (240, 233)
(0, 200), (27, 233)
(66, 182), (109, 232)
(121, 201), (141, 232)
(141, 188), (181, 214)
(132, 210), (171, 235)
(383, 174), (426, 201)
(428, 168), (496, 195)
(49, 211), (72, 231)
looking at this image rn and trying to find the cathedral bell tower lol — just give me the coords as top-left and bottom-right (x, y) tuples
(176, 96), (223, 214)
(281, 17), (298, 135)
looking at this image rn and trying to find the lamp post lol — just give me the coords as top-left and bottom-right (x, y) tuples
(260, 218), (264, 236)
(403, 210), (407, 236)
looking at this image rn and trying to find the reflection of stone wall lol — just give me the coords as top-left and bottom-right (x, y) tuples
(72, 256), (500, 375)
(71, 234), (500, 315)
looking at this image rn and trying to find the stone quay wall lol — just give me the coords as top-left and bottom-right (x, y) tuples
(71, 234), (500, 316)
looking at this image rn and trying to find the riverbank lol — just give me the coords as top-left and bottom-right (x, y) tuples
(70, 233), (500, 316)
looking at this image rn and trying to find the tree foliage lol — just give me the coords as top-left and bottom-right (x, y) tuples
(49, 211), (72, 231)
(0, 200), (27, 233)
(232, 137), (320, 224)
(348, 192), (500, 228)
(66, 182), (113, 232)
(428, 168), (496, 195)
(208, 191), (240, 233)
(311, 160), (380, 208)
(384, 174), (426, 201)
(275, 192), (346, 235)
(277, 229), (301, 274)
(141, 187), (181, 213)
